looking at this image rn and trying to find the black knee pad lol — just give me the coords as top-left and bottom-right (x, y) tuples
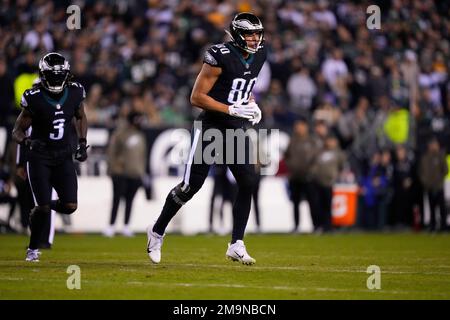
(168, 182), (200, 205)
(61, 204), (77, 215)
(52, 200), (77, 215)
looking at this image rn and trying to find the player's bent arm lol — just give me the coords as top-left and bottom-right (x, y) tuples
(12, 109), (32, 145)
(190, 63), (229, 114)
(75, 102), (88, 141)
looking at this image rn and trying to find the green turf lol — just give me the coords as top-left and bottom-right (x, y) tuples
(0, 232), (450, 299)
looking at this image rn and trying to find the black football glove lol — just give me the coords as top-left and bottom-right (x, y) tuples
(21, 138), (46, 151)
(75, 142), (89, 162)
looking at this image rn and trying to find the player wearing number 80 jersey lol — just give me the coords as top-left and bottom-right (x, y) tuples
(147, 13), (266, 265)
(12, 52), (88, 262)
(199, 34), (266, 127)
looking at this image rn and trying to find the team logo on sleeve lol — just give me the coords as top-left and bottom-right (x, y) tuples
(204, 51), (218, 66)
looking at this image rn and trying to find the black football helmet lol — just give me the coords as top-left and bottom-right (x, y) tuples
(38, 52), (70, 94)
(226, 12), (264, 54)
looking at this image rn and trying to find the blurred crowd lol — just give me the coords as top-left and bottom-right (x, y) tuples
(1, 0), (450, 232)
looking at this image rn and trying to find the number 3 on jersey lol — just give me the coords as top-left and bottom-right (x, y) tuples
(50, 119), (65, 140)
(228, 77), (257, 104)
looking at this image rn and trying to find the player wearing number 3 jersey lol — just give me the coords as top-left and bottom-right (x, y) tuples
(12, 52), (88, 262)
(147, 13), (266, 265)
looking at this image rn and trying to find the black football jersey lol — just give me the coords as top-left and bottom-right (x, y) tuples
(20, 82), (85, 148)
(199, 41), (267, 127)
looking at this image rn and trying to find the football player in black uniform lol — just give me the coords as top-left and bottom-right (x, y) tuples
(12, 52), (88, 262)
(147, 12), (266, 265)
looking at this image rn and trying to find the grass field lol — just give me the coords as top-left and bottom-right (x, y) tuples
(1, 232), (450, 299)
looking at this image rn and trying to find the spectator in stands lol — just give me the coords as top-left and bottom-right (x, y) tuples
(311, 134), (346, 232)
(418, 138), (448, 232)
(391, 145), (415, 228)
(312, 0), (337, 30)
(359, 151), (389, 230)
(104, 111), (148, 237)
(284, 118), (320, 232)
(23, 20), (54, 52)
(418, 63), (446, 109)
(321, 48), (349, 101)
(337, 97), (371, 150)
(287, 61), (317, 116)
(428, 105), (450, 151)
(312, 118), (329, 149)
(379, 148), (394, 229)
(262, 79), (291, 130)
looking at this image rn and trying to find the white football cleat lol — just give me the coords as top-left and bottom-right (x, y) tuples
(147, 226), (164, 264)
(226, 240), (256, 265)
(25, 248), (41, 262)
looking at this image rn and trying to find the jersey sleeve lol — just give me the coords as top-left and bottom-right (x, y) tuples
(20, 90), (34, 114)
(73, 82), (86, 101)
(20, 92), (29, 109)
(78, 84), (86, 111)
(70, 82), (86, 110)
(80, 84), (86, 100)
(203, 45), (225, 68)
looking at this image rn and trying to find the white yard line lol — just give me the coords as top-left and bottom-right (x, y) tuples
(161, 263), (450, 276)
(123, 281), (450, 296)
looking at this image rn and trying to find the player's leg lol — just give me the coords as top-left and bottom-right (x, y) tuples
(226, 161), (258, 265)
(223, 129), (258, 264)
(148, 125), (211, 263)
(26, 159), (52, 261)
(39, 189), (58, 249)
(152, 126), (210, 236)
(227, 163), (258, 240)
(110, 175), (125, 225)
(305, 180), (320, 231)
(252, 174), (261, 231)
(208, 177), (220, 233)
(437, 190), (447, 231)
(50, 157), (78, 215)
(152, 164), (211, 236)
(227, 133), (258, 242)
(428, 191), (437, 231)
(322, 185), (333, 232)
(122, 177), (141, 236)
(288, 179), (301, 232)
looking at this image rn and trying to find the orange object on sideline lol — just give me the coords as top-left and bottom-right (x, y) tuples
(332, 184), (358, 226)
